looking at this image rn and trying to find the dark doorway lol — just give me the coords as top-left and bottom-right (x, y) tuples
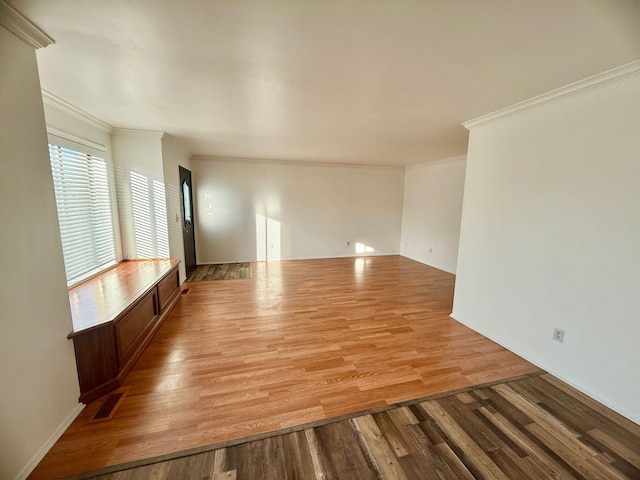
(179, 166), (197, 278)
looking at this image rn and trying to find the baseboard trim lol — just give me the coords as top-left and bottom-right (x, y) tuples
(398, 253), (455, 274)
(449, 313), (640, 426)
(14, 403), (85, 480)
(196, 253), (402, 265)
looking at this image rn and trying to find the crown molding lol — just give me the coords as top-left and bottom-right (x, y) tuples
(405, 154), (467, 170)
(191, 154), (404, 171)
(463, 59), (640, 130)
(112, 128), (165, 139)
(0, 0), (54, 49)
(161, 132), (190, 151)
(42, 90), (113, 132)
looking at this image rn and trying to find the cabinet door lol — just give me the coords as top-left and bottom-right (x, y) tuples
(158, 268), (180, 312)
(115, 289), (158, 365)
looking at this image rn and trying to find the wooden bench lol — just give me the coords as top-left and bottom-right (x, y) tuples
(67, 259), (181, 404)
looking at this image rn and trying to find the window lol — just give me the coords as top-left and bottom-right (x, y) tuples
(48, 137), (116, 285)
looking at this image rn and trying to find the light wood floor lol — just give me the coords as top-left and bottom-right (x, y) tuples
(84, 373), (640, 479)
(30, 256), (540, 479)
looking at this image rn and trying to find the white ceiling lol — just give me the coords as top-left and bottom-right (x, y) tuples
(12, 0), (640, 166)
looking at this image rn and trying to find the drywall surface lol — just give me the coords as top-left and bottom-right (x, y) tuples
(191, 157), (404, 263)
(452, 73), (640, 422)
(400, 156), (466, 273)
(161, 135), (191, 282)
(112, 132), (169, 260)
(0, 27), (80, 480)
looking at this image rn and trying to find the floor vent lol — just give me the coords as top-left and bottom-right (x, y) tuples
(181, 288), (191, 295)
(91, 388), (128, 422)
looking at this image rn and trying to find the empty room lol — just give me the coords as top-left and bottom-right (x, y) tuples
(1, 1), (640, 479)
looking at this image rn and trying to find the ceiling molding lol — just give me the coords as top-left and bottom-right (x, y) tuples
(192, 155), (404, 171)
(405, 154), (467, 170)
(112, 128), (165, 138)
(463, 60), (640, 130)
(160, 132), (190, 151)
(0, 0), (54, 49)
(42, 90), (113, 132)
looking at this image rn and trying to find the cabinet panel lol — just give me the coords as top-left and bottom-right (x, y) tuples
(72, 327), (118, 396)
(158, 269), (180, 312)
(115, 290), (158, 364)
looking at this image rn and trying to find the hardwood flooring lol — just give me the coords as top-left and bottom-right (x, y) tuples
(30, 256), (541, 479)
(187, 263), (251, 281)
(82, 373), (640, 479)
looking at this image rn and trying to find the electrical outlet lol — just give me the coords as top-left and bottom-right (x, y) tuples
(552, 327), (565, 343)
(346, 241), (350, 246)
(429, 248), (433, 253)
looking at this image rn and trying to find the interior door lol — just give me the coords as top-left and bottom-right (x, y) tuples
(179, 166), (197, 278)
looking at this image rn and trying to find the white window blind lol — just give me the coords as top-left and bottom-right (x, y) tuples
(48, 139), (116, 285)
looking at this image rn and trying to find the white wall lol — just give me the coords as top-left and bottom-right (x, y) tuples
(112, 131), (169, 260)
(192, 157), (404, 263)
(161, 134), (192, 282)
(400, 156), (466, 273)
(452, 73), (640, 423)
(0, 27), (81, 480)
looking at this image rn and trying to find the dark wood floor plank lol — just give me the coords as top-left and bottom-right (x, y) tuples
(83, 374), (640, 480)
(281, 430), (316, 480)
(475, 405), (579, 480)
(589, 428), (640, 471)
(225, 435), (286, 480)
(421, 399), (511, 480)
(493, 383), (624, 479)
(432, 442), (477, 480)
(539, 374), (640, 437)
(401, 423), (461, 480)
(315, 418), (378, 480)
(303, 428), (328, 479)
(353, 415), (408, 480)
(486, 447), (533, 480)
(187, 450), (215, 480)
(371, 411), (416, 457)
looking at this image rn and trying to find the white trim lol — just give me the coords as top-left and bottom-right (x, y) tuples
(463, 60), (640, 130)
(47, 127), (107, 153)
(113, 128), (165, 138)
(42, 90), (113, 133)
(0, 0), (54, 49)
(449, 313), (640, 425)
(161, 132), (186, 147)
(404, 154), (466, 170)
(192, 155), (404, 171)
(13, 403), (85, 480)
(399, 254), (455, 274)
(196, 253), (401, 265)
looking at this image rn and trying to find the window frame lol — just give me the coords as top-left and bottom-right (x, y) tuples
(47, 131), (119, 287)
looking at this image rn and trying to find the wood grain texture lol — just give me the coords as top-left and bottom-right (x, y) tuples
(115, 289), (158, 364)
(80, 374), (640, 479)
(31, 256), (540, 479)
(187, 263), (252, 281)
(68, 259), (180, 333)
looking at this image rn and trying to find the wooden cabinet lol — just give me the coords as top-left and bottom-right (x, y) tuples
(115, 288), (159, 365)
(157, 268), (180, 311)
(68, 260), (180, 404)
